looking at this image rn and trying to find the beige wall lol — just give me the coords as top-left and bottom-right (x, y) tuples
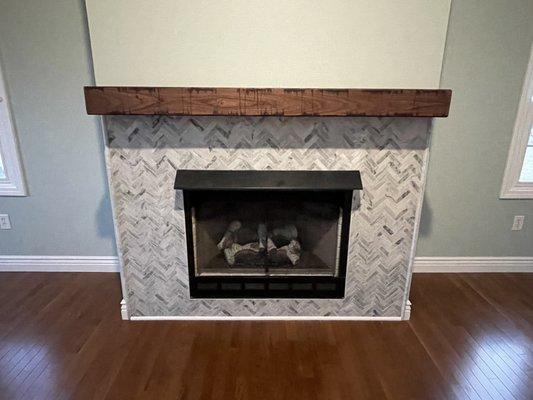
(86, 0), (451, 88)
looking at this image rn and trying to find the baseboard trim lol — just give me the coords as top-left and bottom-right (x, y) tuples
(130, 315), (403, 321)
(413, 256), (533, 273)
(0, 256), (120, 272)
(1, 255), (531, 274)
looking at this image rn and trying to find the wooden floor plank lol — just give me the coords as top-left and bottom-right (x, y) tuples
(0, 272), (531, 400)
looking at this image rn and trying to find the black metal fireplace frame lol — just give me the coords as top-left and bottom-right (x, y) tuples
(176, 170), (362, 299)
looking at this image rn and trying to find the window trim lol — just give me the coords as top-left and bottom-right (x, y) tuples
(500, 43), (533, 199)
(0, 60), (26, 196)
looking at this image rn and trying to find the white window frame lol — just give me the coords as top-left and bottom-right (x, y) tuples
(0, 61), (26, 196)
(501, 44), (533, 199)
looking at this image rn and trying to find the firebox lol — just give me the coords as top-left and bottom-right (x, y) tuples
(175, 170), (362, 299)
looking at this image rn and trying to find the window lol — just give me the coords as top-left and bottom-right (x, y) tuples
(0, 60), (26, 196)
(519, 129), (533, 182)
(0, 153), (6, 179)
(501, 44), (533, 199)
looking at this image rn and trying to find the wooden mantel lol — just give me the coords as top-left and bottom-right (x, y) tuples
(84, 87), (451, 117)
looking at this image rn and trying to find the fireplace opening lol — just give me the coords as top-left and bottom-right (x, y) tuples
(175, 170), (361, 298)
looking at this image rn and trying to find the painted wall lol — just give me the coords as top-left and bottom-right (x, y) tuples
(85, 0), (451, 88)
(1, 0), (532, 259)
(416, 0), (533, 256)
(0, 0), (116, 256)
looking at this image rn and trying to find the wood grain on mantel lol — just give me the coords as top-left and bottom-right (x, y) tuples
(84, 87), (452, 117)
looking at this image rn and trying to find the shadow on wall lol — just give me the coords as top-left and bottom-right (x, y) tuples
(96, 194), (116, 241)
(104, 116), (431, 151)
(418, 193), (432, 238)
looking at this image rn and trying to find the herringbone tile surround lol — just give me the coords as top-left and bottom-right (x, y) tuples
(105, 116), (431, 317)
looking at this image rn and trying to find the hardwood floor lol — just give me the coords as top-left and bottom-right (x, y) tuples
(0, 273), (531, 400)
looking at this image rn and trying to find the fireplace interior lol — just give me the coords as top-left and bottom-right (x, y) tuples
(175, 170), (362, 299)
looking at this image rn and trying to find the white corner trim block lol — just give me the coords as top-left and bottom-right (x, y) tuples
(0, 256), (120, 272)
(402, 300), (412, 321)
(120, 299), (129, 320)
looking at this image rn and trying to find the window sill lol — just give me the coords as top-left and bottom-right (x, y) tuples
(0, 180), (26, 197)
(500, 183), (533, 199)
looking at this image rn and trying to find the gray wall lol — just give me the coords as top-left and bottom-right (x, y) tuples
(0, 0), (532, 258)
(417, 0), (533, 256)
(0, 0), (115, 256)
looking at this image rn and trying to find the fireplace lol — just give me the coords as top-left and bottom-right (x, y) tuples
(175, 170), (362, 299)
(100, 115), (434, 318)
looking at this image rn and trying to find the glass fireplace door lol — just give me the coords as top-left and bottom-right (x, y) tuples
(190, 191), (344, 277)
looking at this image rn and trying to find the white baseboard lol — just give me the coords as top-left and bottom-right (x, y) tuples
(413, 256), (533, 273)
(1, 255), (531, 274)
(0, 255), (120, 272)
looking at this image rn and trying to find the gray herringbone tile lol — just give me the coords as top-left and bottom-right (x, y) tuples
(105, 116), (431, 317)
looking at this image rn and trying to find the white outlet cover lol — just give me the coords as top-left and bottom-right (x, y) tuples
(511, 215), (525, 231)
(0, 214), (11, 229)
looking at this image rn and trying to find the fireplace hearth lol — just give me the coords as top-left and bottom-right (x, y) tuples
(175, 170), (362, 299)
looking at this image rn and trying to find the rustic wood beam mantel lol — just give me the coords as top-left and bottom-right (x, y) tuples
(84, 87), (452, 117)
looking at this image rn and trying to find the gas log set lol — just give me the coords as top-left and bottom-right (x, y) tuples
(217, 221), (301, 267)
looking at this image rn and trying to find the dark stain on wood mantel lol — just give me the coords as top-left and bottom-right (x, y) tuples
(84, 86), (452, 117)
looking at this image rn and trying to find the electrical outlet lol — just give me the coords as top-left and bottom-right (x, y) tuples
(511, 215), (525, 231)
(0, 214), (11, 230)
